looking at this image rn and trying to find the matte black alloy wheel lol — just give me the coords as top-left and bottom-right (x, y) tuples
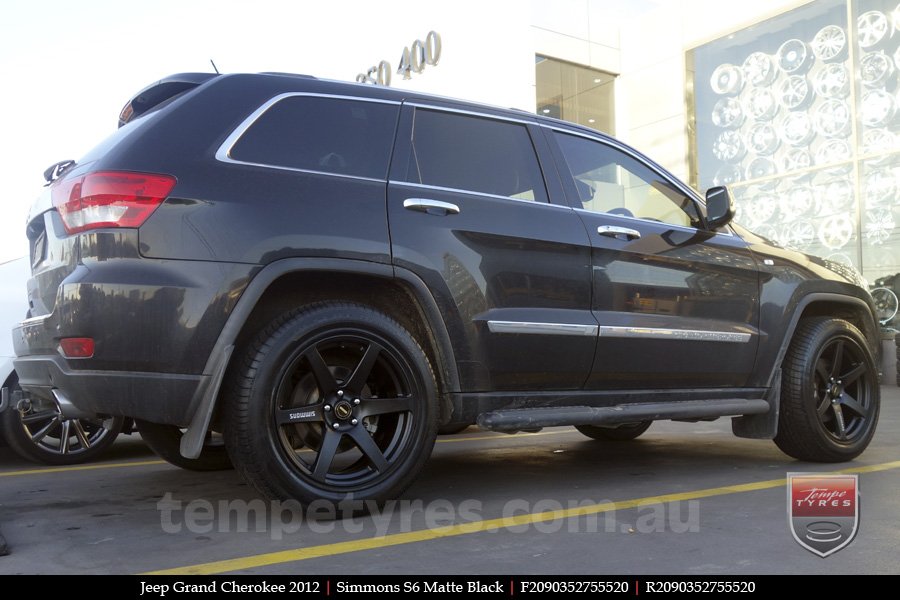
(809, 335), (873, 444)
(272, 333), (418, 488)
(775, 318), (879, 462)
(225, 303), (438, 504)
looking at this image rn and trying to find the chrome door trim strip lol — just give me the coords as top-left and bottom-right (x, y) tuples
(598, 326), (752, 343)
(487, 321), (598, 336)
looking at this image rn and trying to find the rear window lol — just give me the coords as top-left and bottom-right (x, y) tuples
(403, 108), (548, 202)
(229, 96), (399, 180)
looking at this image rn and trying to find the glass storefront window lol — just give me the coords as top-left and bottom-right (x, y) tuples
(536, 55), (616, 134)
(687, 0), (900, 281)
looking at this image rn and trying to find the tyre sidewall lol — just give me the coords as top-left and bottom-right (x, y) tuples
(231, 305), (438, 505)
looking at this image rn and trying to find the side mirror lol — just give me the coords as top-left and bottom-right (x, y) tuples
(705, 186), (735, 230)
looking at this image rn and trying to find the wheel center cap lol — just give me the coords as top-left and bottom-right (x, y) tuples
(334, 400), (353, 420)
(829, 384), (841, 398)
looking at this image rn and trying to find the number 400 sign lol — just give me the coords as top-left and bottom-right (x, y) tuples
(356, 31), (442, 87)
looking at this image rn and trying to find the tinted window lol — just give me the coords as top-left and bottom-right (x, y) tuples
(405, 109), (548, 202)
(554, 132), (701, 228)
(230, 96), (399, 179)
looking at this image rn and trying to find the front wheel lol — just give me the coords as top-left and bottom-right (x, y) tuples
(775, 318), (880, 462)
(223, 303), (439, 505)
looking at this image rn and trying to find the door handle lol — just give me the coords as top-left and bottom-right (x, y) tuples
(597, 225), (641, 240)
(403, 198), (460, 215)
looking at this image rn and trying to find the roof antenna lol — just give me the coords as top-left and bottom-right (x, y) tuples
(210, 59), (220, 74)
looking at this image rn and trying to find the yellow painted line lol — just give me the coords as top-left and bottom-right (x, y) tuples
(145, 459), (900, 575)
(0, 431), (569, 478)
(0, 459), (166, 478)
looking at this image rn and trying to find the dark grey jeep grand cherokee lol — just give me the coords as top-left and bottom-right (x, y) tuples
(14, 73), (881, 504)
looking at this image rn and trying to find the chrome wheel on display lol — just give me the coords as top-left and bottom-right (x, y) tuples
(781, 112), (816, 146)
(710, 64), (744, 95)
(861, 90), (896, 127)
(871, 287), (899, 324)
(862, 129), (896, 154)
(815, 139), (852, 167)
(742, 52), (777, 86)
(777, 39), (814, 74)
(783, 148), (813, 171)
(818, 214), (854, 249)
(814, 99), (852, 138)
(817, 179), (853, 214)
(779, 75), (813, 110)
(811, 25), (847, 61)
(860, 52), (895, 88)
(748, 193), (779, 223)
(785, 185), (817, 219)
(786, 220), (816, 249)
(864, 209), (895, 245)
(864, 168), (897, 207)
(745, 88), (779, 121)
(713, 165), (743, 186)
(747, 122), (780, 155)
(857, 11), (889, 49)
(711, 97), (745, 129)
(712, 130), (746, 162)
(813, 63), (850, 98)
(747, 157), (776, 180)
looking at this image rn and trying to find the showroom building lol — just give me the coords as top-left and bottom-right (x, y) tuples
(380, 0), (899, 282)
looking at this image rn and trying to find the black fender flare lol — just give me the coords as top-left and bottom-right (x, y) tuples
(733, 292), (879, 440)
(179, 258), (460, 458)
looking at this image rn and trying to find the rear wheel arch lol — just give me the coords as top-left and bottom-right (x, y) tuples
(182, 259), (460, 460)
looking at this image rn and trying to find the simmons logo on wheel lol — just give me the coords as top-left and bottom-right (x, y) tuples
(788, 473), (859, 557)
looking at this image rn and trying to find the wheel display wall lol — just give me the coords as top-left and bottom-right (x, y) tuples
(689, 0), (900, 281)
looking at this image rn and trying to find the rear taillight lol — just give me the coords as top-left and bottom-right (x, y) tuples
(51, 171), (176, 235)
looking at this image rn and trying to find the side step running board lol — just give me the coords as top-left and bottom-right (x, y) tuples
(477, 399), (770, 432)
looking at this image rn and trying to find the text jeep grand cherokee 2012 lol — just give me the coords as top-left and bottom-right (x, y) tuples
(13, 73), (881, 504)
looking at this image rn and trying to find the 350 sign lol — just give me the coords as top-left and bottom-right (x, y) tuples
(356, 31), (442, 87)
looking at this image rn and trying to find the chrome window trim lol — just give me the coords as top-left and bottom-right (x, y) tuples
(545, 125), (736, 238)
(487, 321), (598, 336)
(390, 180), (571, 209)
(406, 102), (537, 126)
(215, 92), (401, 180)
(598, 326), (752, 343)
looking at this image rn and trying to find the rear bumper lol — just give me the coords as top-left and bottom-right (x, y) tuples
(13, 352), (204, 425)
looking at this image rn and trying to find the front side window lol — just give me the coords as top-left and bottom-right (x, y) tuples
(554, 132), (701, 228)
(404, 109), (548, 203)
(229, 96), (399, 179)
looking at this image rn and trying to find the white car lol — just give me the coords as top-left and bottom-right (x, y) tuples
(0, 257), (124, 464)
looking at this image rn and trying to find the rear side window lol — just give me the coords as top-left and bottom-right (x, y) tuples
(229, 96), (399, 180)
(404, 109), (548, 202)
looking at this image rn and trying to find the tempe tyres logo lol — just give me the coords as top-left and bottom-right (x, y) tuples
(788, 473), (859, 557)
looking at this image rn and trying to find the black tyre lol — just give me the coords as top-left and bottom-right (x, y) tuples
(135, 420), (233, 471)
(575, 421), (652, 441)
(775, 318), (880, 462)
(0, 374), (124, 465)
(223, 302), (439, 505)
